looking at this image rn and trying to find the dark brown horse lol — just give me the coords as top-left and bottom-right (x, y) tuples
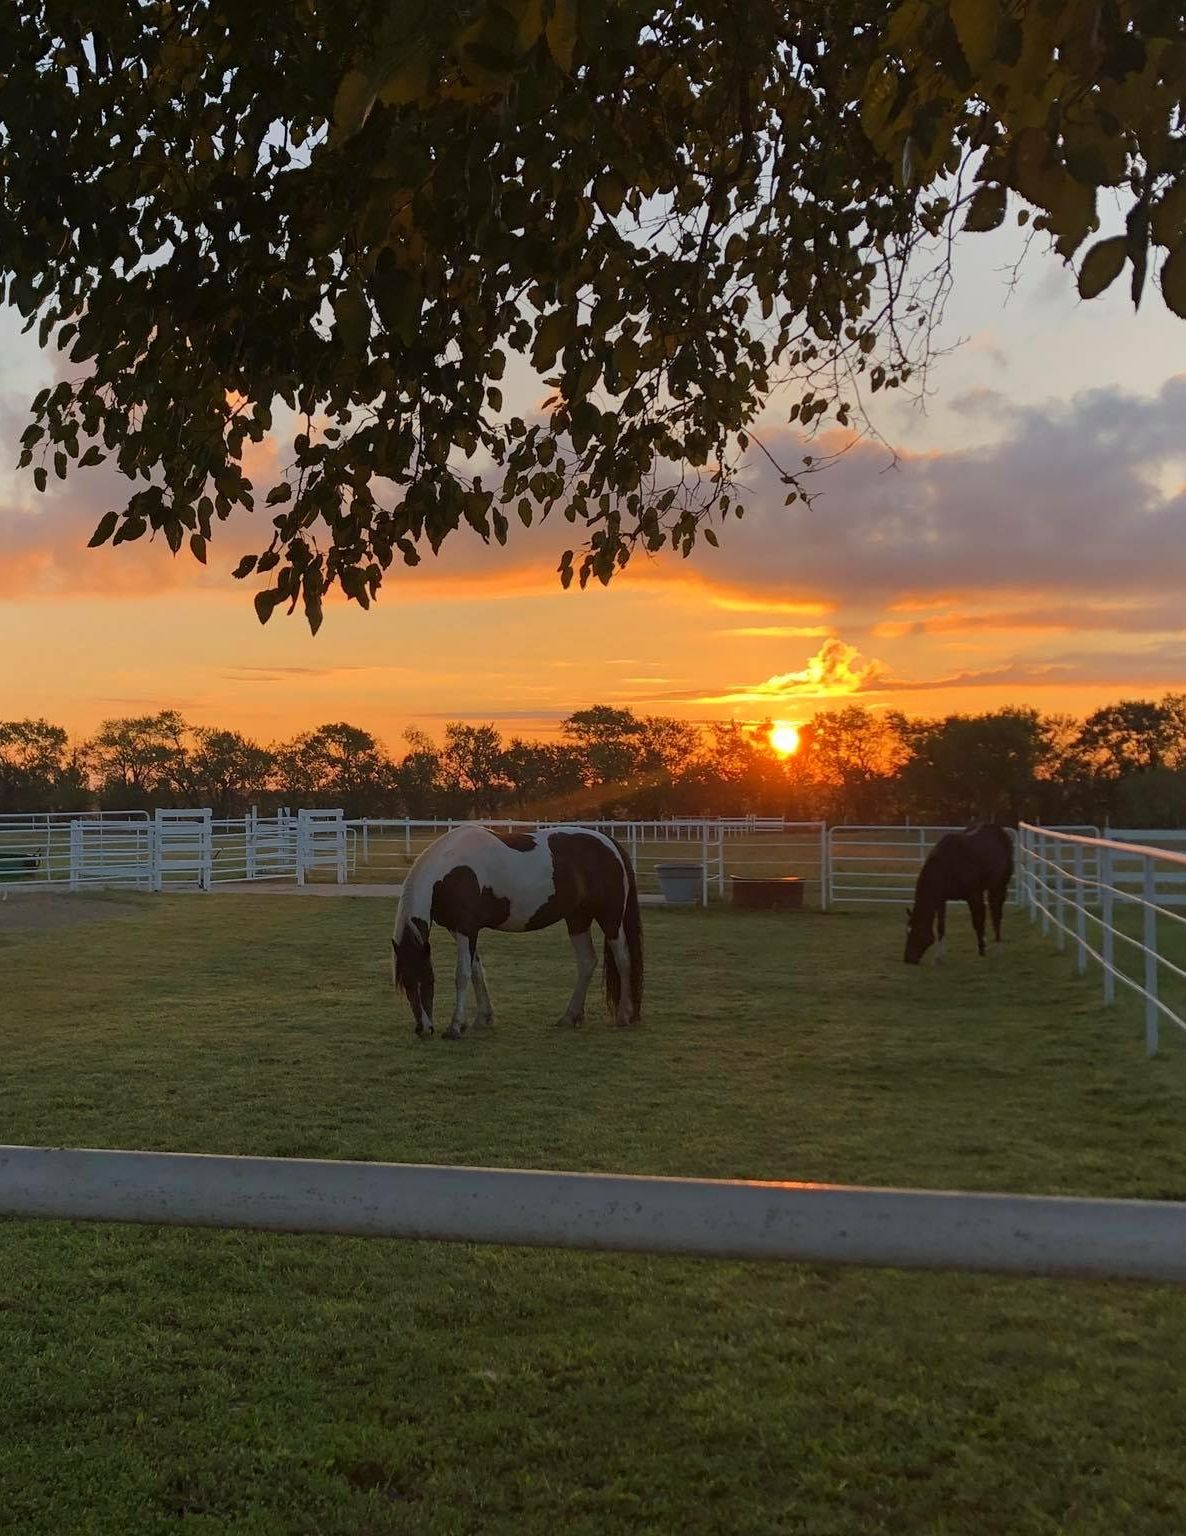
(904, 824), (1014, 965)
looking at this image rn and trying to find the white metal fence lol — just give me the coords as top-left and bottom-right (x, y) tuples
(314, 816), (829, 904)
(7, 810), (1186, 927)
(1017, 824), (1186, 1055)
(3, 1144), (1186, 1284)
(824, 824), (1102, 908)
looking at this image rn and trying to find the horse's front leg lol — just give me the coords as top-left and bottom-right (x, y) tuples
(968, 890), (987, 956)
(556, 927), (597, 1027)
(935, 902), (947, 963)
(443, 932), (473, 1040)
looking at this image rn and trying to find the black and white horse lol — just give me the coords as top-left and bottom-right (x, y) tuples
(392, 825), (644, 1038)
(904, 824), (1014, 965)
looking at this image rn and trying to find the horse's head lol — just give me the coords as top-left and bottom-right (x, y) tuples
(903, 904), (933, 965)
(393, 916), (435, 1036)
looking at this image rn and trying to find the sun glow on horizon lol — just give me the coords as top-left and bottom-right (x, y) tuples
(769, 722), (801, 757)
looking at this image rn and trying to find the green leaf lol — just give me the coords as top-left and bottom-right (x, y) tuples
(1077, 236), (1127, 300)
(253, 589), (284, 625)
(266, 482), (293, 505)
(963, 183), (1006, 233)
(232, 555), (258, 580)
(78, 445), (104, 467)
(532, 309), (570, 371)
(33, 466), (47, 494)
(303, 574), (324, 635)
(332, 69), (375, 139)
(334, 285), (371, 353)
(545, 0), (578, 71)
(376, 47), (431, 107)
(593, 172), (626, 218)
(950, 0), (999, 73)
(88, 511), (119, 548)
(189, 534), (208, 564)
(1162, 239), (1186, 320)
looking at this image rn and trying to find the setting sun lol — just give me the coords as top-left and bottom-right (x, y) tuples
(769, 722), (801, 757)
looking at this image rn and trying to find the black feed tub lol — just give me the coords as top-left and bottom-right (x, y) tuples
(731, 875), (805, 911)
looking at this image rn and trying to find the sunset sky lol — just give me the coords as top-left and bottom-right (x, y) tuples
(2, 215), (1184, 751)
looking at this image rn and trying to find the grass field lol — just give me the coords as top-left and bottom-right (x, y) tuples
(3, 894), (1186, 1535)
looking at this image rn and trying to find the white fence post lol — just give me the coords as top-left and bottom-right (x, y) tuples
(819, 824), (830, 911)
(68, 819), (81, 892)
(701, 825), (709, 908)
(1101, 843), (1115, 1006)
(1144, 859), (1159, 1056)
(1073, 842), (1087, 976)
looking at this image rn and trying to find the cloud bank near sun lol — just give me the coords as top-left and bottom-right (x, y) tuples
(3, 371), (1186, 730)
(4, 373), (1185, 612)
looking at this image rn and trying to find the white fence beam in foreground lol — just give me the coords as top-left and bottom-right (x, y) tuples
(3, 1146), (1186, 1284)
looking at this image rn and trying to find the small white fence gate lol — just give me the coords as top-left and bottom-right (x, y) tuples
(296, 809), (347, 886)
(243, 809), (299, 882)
(153, 808), (213, 891)
(67, 818), (153, 890)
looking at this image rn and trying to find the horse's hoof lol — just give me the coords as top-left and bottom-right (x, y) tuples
(443, 1022), (465, 1040)
(555, 1013), (582, 1028)
(473, 1013), (494, 1030)
(415, 1024), (434, 1040)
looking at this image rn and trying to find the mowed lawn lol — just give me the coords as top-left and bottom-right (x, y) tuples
(2, 895), (1186, 1536)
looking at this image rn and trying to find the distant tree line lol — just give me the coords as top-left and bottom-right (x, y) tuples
(4, 696), (1186, 828)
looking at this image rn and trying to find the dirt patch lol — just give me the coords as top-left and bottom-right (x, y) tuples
(0, 890), (150, 932)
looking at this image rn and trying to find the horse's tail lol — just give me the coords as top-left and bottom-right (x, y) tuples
(998, 823), (1016, 883)
(605, 842), (644, 1022)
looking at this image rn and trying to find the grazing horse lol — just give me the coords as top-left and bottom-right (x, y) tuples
(904, 824), (1014, 965)
(392, 824), (644, 1039)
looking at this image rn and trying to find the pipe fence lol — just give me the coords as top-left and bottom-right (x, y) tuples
(3, 1145), (1186, 1284)
(1017, 824), (1186, 1055)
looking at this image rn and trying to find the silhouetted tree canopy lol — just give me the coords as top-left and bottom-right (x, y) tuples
(6, 694), (1186, 823)
(4, 0), (1184, 626)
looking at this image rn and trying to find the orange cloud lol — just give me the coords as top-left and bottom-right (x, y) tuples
(681, 639), (886, 706)
(719, 625), (836, 638)
(874, 602), (1186, 639)
(706, 592), (833, 616)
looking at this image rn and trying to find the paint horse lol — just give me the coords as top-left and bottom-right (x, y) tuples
(392, 824), (644, 1038)
(904, 823), (1014, 965)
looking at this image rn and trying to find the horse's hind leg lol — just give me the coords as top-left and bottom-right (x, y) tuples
(968, 890), (987, 957)
(557, 925), (597, 1028)
(936, 902), (947, 963)
(988, 882), (1007, 947)
(606, 933), (634, 1028)
(471, 943), (494, 1028)
(443, 932), (473, 1040)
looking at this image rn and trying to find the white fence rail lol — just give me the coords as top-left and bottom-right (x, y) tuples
(1017, 824), (1186, 1055)
(3, 1145), (1186, 1284)
(824, 824), (1102, 908)
(7, 810), (1186, 923)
